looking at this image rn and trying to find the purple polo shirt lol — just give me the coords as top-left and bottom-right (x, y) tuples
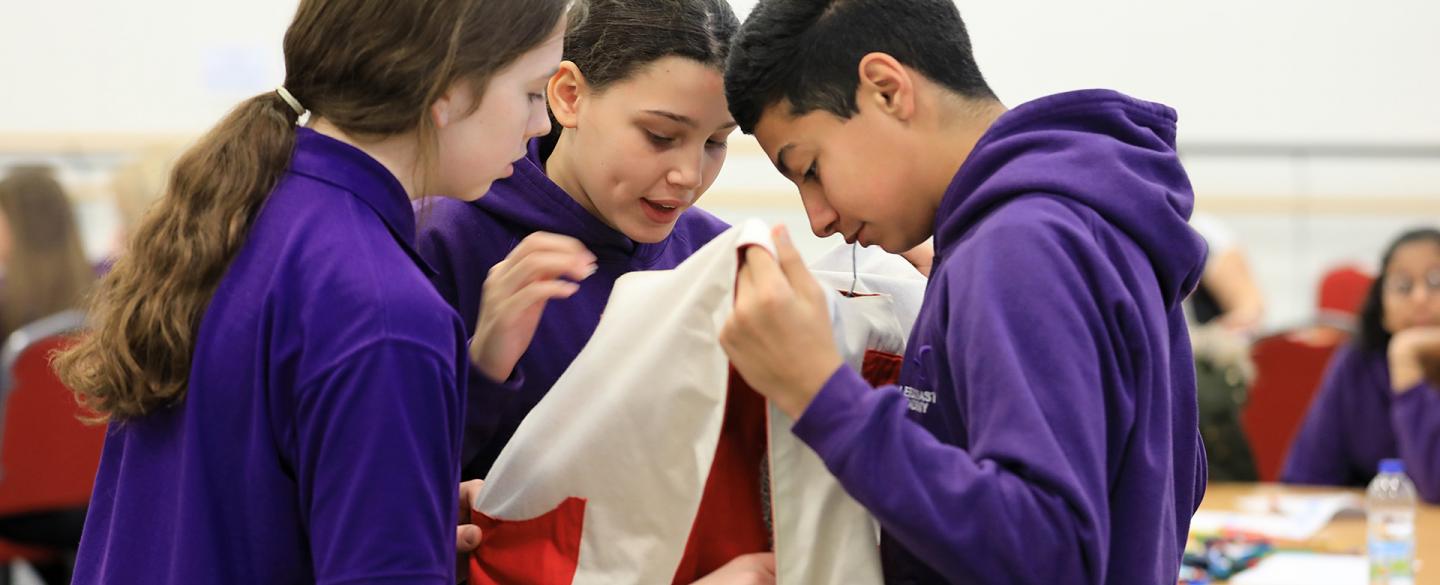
(73, 128), (468, 585)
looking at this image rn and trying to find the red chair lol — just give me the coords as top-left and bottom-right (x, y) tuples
(0, 310), (104, 579)
(1240, 332), (1341, 482)
(1315, 265), (1374, 332)
(1239, 264), (1377, 481)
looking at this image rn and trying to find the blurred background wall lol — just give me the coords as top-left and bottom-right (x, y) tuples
(2, 0), (1437, 330)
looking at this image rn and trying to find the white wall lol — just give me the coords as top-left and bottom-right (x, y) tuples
(4, 0), (1438, 330)
(7, 0), (1437, 140)
(0, 0), (293, 134)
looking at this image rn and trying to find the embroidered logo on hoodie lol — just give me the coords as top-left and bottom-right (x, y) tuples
(901, 385), (937, 414)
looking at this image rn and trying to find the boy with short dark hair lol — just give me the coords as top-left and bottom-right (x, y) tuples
(717, 0), (1210, 582)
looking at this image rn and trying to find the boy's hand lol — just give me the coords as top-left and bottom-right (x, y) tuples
(721, 226), (844, 419)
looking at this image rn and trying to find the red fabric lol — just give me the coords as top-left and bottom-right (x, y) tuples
(670, 349), (905, 583)
(861, 349), (903, 386)
(464, 341), (908, 584)
(672, 368), (772, 584)
(0, 335), (104, 517)
(1241, 333), (1341, 481)
(469, 496), (586, 585)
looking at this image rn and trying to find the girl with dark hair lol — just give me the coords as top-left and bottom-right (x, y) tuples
(1283, 227), (1440, 502)
(417, 1), (783, 582)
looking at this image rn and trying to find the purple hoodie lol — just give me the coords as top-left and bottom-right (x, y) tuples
(417, 140), (730, 479)
(1282, 344), (1440, 502)
(791, 90), (1209, 584)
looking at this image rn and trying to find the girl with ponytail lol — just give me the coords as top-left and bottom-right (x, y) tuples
(54, 0), (571, 582)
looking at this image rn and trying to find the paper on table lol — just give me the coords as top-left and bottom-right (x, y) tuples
(1227, 552), (1366, 585)
(1189, 492), (1362, 541)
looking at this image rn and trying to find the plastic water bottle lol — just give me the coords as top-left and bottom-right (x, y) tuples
(1368, 458), (1416, 585)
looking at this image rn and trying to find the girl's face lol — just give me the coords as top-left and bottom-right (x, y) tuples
(554, 56), (736, 243)
(1381, 239), (1440, 334)
(432, 23), (565, 201)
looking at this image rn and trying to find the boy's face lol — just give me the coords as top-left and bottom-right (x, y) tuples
(752, 100), (936, 253)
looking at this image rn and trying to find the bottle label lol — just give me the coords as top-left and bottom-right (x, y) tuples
(1369, 537), (1415, 583)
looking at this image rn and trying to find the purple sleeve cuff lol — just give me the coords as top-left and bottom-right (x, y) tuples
(474, 364), (525, 393)
(467, 336), (526, 392)
(1390, 381), (1440, 502)
(792, 365), (876, 459)
(1391, 380), (1438, 412)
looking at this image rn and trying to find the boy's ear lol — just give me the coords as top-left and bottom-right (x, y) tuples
(856, 52), (915, 121)
(548, 61), (588, 129)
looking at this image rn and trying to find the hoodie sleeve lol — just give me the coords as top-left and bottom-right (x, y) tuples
(1390, 381), (1440, 502)
(792, 222), (1130, 584)
(1280, 348), (1366, 487)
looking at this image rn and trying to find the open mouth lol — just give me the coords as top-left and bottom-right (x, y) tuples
(640, 198), (686, 223)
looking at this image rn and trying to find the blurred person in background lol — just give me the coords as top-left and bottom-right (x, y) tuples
(1283, 227), (1440, 502)
(0, 164), (94, 585)
(0, 165), (95, 343)
(1189, 212), (1265, 333)
(1188, 212), (1266, 481)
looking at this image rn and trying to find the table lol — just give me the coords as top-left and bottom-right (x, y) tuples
(1197, 483), (1440, 584)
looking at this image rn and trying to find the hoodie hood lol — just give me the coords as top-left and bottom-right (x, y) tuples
(934, 89), (1207, 309)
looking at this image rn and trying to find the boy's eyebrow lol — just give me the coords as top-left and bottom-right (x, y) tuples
(775, 144), (796, 179)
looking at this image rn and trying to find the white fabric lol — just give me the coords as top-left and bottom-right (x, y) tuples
(768, 243), (925, 584)
(474, 221), (925, 584)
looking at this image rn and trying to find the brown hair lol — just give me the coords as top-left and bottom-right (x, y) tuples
(53, 0), (568, 421)
(0, 166), (95, 341)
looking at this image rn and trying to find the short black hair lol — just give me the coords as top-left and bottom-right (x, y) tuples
(725, 0), (996, 134)
(1356, 227), (1440, 352)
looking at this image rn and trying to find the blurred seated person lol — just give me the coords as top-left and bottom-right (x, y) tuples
(0, 165), (95, 585)
(1188, 212), (1266, 481)
(1283, 227), (1440, 502)
(0, 165), (95, 342)
(1189, 212), (1265, 333)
